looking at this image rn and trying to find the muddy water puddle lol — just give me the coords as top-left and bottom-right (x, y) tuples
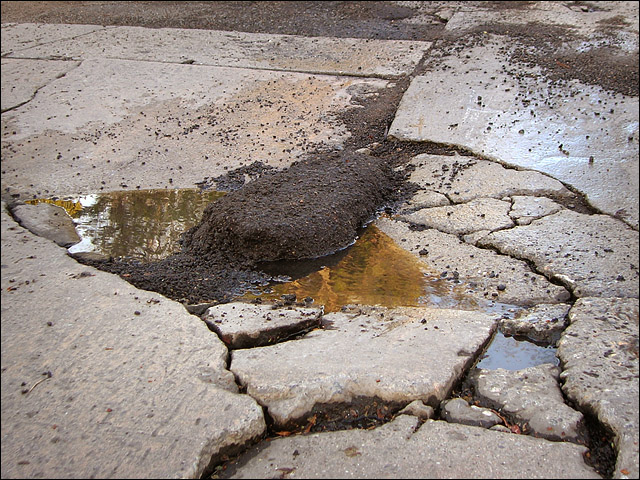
(241, 223), (484, 314)
(27, 188), (225, 262)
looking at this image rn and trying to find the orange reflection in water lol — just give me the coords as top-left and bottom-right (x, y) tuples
(244, 225), (479, 313)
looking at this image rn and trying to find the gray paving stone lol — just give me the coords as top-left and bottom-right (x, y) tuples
(405, 154), (571, 204)
(0, 204), (266, 479)
(478, 210), (640, 298)
(400, 197), (513, 235)
(230, 306), (497, 428)
(11, 202), (80, 247)
(376, 216), (571, 307)
(499, 303), (571, 345)
(470, 364), (585, 443)
(397, 399), (434, 420)
(6, 24), (431, 79)
(557, 297), (639, 479)
(441, 397), (503, 429)
(225, 416), (599, 479)
(203, 302), (323, 349)
(388, 36), (639, 228)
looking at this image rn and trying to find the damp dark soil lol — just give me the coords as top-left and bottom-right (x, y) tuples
(182, 152), (402, 263)
(0, 1), (446, 41)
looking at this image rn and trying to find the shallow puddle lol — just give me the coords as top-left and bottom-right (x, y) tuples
(242, 224), (484, 313)
(27, 188), (225, 262)
(475, 331), (559, 370)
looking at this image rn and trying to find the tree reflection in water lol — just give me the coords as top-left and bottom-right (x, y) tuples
(29, 189), (225, 262)
(244, 225), (479, 313)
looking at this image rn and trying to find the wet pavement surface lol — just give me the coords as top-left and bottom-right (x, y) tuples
(1, 2), (638, 479)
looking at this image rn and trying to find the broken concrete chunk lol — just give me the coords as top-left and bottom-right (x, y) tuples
(0, 204), (266, 479)
(230, 306), (497, 428)
(388, 37), (639, 227)
(470, 364), (585, 443)
(376, 216), (570, 307)
(462, 229), (491, 246)
(203, 302), (323, 349)
(401, 188), (450, 211)
(510, 195), (563, 226)
(400, 197), (513, 235)
(404, 154), (571, 204)
(11, 202), (80, 247)
(499, 303), (571, 345)
(224, 416), (599, 479)
(440, 397), (502, 429)
(558, 297), (639, 480)
(398, 400), (434, 420)
(478, 210), (639, 298)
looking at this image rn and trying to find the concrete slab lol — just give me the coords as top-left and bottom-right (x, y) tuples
(224, 416), (599, 479)
(398, 188), (450, 212)
(11, 202), (80, 247)
(499, 303), (571, 345)
(405, 154), (572, 204)
(0, 22), (107, 56)
(445, 2), (639, 39)
(1, 56), (387, 198)
(0, 203), (266, 478)
(5, 24), (432, 79)
(557, 297), (639, 479)
(470, 364), (585, 443)
(397, 399), (434, 420)
(509, 195), (563, 226)
(478, 210), (640, 298)
(400, 197), (513, 235)
(376, 216), (571, 307)
(0, 58), (80, 112)
(440, 397), (502, 429)
(389, 36), (639, 228)
(203, 302), (323, 349)
(230, 306), (497, 428)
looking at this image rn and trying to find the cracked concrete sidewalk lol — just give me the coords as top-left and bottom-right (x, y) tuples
(1, 2), (638, 479)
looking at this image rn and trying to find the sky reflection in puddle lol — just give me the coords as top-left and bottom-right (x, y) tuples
(475, 331), (559, 370)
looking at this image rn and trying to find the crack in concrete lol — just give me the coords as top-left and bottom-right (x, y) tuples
(0, 59), (82, 114)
